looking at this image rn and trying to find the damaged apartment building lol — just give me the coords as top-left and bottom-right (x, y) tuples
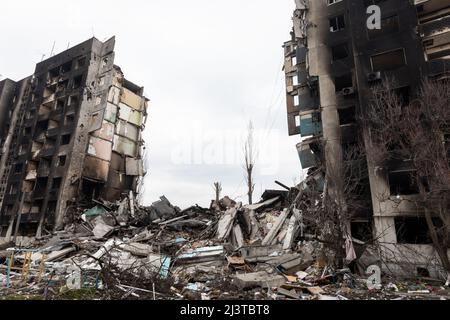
(284, 0), (450, 277)
(0, 37), (148, 238)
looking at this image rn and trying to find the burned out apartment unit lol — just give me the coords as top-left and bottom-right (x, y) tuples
(0, 37), (148, 238)
(284, 0), (450, 276)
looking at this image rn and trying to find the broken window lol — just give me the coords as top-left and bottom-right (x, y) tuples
(72, 75), (83, 89)
(295, 115), (301, 128)
(52, 178), (62, 189)
(61, 61), (72, 74)
(335, 73), (353, 92)
(35, 120), (49, 136)
(61, 134), (71, 145)
(351, 221), (373, 242)
(338, 106), (356, 125)
(368, 15), (400, 40)
(65, 114), (75, 126)
(371, 49), (406, 72)
(332, 43), (349, 61)
(394, 217), (442, 244)
(329, 15), (345, 32)
(35, 177), (48, 197)
(68, 95), (79, 108)
(14, 163), (24, 173)
(56, 79), (69, 92)
(58, 155), (67, 167)
(48, 67), (59, 82)
(56, 99), (65, 111)
(75, 56), (86, 70)
(294, 95), (300, 106)
(389, 170), (419, 196)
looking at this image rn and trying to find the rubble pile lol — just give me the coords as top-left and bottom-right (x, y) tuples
(0, 191), (449, 300)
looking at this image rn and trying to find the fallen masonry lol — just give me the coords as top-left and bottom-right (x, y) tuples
(0, 189), (449, 300)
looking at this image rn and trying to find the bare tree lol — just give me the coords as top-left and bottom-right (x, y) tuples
(213, 182), (222, 204)
(362, 78), (450, 284)
(243, 121), (256, 205)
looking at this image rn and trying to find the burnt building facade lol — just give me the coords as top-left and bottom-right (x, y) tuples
(0, 37), (148, 238)
(284, 0), (450, 276)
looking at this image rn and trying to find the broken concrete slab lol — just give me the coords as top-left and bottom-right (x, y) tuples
(233, 271), (286, 289)
(176, 246), (225, 265)
(216, 208), (237, 241)
(239, 245), (282, 259)
(92, 216), (115, 239)
(232, 224), (244, 249)
(283, 215), (299, 250)
(246, 197), (281, 212)
(119, 242), (153, 257)
(277, 287), (300, 299)
(262, 209), (290, 246)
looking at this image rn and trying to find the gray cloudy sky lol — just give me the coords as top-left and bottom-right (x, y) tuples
(0, 0), (302, 209)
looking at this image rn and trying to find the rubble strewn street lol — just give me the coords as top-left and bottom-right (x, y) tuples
(1, 190), (449, 300)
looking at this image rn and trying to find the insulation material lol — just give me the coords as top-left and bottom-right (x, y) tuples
(125, 158), (144, 176)
(113, 135), (137, 157)
(120, 87), (143, 111)
(87, 136), (113, 161)
(118, 103), (143, 127)
(116, 120), (139, 141)
(83, 155), (110, 182)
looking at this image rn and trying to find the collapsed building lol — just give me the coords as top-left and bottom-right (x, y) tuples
(0, 37), (149, 238)
(284, 0), (450, 277)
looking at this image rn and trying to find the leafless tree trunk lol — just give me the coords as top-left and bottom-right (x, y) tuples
(213, 182), (222, 203)
(243, 121), (256, 205)
(362, 78), (450, 283)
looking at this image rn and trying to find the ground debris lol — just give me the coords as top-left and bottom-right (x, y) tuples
(1, 192), (449, 300)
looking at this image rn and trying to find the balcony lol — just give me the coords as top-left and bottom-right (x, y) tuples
(296, 136), (323, 170)
(299, 111), (322, 137)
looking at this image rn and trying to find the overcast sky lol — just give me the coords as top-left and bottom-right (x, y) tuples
(0, 0), (302, 209)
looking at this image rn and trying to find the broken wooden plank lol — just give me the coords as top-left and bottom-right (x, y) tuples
(262, 209), (290, 245)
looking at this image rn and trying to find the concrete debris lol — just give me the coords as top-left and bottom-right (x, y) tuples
(0, 191), (449, 300)
(233, 271), (286, 289)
